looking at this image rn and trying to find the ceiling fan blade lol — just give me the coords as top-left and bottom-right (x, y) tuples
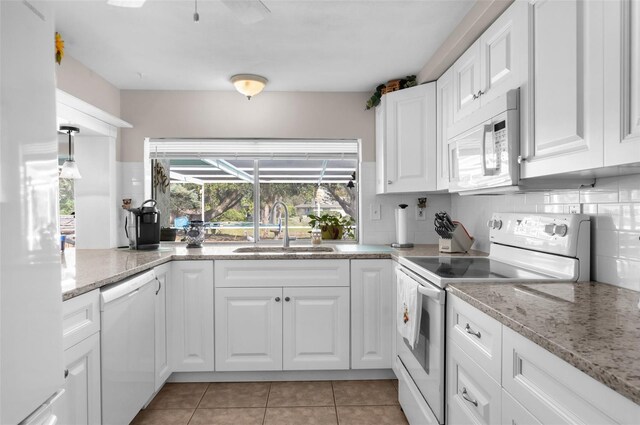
(220, 0), (271, 24)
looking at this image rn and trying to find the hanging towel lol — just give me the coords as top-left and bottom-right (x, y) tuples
(396, 270), (422, 349)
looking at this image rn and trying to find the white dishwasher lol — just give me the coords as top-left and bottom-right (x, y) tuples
(100, 270), (156, 425)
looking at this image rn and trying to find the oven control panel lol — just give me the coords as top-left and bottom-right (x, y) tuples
(489, 213), (590, 258)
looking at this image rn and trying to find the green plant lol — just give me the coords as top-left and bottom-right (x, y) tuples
(365, 75), (418, 110)
(308, 213), (355, 240)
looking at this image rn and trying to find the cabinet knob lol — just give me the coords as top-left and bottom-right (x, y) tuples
(275, 297), (281, 302)
(517, 155), (527, 164)
(387, 180), (393, 185)
(64, 369), (69, 379)
(285, 297), (291, 302)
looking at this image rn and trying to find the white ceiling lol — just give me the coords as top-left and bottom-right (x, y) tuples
(52, 0), (474, 92)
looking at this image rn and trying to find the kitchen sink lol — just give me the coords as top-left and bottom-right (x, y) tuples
(233, 246), (335, 253)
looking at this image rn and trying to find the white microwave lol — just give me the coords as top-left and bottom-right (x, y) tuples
(447, 89), (520, 194)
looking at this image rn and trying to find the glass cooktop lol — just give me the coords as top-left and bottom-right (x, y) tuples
(403, 256), (555, 281)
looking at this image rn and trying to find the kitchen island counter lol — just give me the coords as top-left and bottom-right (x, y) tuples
(448, 281), (640, 406)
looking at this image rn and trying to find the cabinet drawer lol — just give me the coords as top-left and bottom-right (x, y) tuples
(447, 340), (502, 425)
(62, 289), (100, 350)
(448, 295), (502, 383)
(503, 326), (640, 425)
(215, 260), (350, 287)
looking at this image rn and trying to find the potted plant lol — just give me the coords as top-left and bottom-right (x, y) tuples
(308, 213), (355, 240)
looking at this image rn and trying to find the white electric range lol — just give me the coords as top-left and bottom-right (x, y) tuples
(394, 213), (591, 425)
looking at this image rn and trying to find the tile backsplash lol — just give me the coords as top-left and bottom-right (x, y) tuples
(359, 162), (451, 245)
(451, 173), (640, 291)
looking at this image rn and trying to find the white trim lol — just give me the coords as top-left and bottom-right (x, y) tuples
(56, 89), (132, 129)
(168, 369), (395, 382)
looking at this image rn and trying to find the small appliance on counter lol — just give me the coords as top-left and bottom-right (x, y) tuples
(434, 211), (474, 253)
(184, 220), (206, 248)
(124, 199), (161, 250)
(392, 204), (414, 248)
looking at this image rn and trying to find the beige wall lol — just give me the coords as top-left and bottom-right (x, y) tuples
(56, 55), (121, 117)
(119, 90), (374, 162)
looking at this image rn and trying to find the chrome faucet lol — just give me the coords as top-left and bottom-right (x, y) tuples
(271, 201), (291, 247)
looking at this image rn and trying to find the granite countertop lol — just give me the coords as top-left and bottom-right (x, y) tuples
(448, 282), (640, 405)
(61, 243), (486, 301)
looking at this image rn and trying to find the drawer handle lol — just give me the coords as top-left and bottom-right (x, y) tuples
(461, 387), (478, 407)
(64, 369), (69, 379)
(465, 323), (481, 339)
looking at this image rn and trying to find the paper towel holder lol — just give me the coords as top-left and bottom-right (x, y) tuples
(391, 204), (414, 248)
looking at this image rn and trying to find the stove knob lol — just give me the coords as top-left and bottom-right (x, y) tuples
(487, 219), (502, 230)
(543, 224), (556, 235)
(555, 224), (568, 237)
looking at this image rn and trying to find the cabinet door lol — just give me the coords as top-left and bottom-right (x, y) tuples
(59, 333), (101, 425)
(436, 67), (453, 190)
(154, 263), (171, 390)
(501, 389), (542, 425)
(385, 83), (437, 192)
(351, 260), (393, 369)
(375, 95), (388, 194)
(283, 287), (350, 370)
(453, 41), (482, 123)
(215, 287), (283, 371)
(479, 1), (528, 105)
(169, 261), (214, 372)
(522, 0), (604, 178)
(604, 0), (640, 166)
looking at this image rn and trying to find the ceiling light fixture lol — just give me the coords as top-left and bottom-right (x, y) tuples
(230, 74), (268, 100)
(193, 0), (199, 22)
(107, 0), (146, 8)
(59, 125), (82, 179)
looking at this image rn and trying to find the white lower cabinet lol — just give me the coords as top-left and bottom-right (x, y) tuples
(59, 333), (101, 425)
(59, 290), (101, 425)
(448, 295), (640, 425)
(154, 263), (171, 390)
(447, 340), (502, 425)
(215, 286), (349, 371)
(351, 260), (393, 369)
(215, 287), (283, 371)
(283, 286), (350, 370)
(501, 389), (541, 425)
(170, 261), (215, 372)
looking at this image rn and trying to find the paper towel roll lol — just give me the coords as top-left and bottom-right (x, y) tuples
(395, 204), (409, 245)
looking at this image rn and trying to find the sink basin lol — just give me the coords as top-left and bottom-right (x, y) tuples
(233, 246), (335, 254)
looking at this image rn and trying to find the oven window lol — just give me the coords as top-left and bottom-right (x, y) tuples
(404, 293), (431, 374)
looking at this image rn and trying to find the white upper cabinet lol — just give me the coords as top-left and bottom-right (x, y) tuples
(436, 67), (453, 190)
(453, 41), (482, 122)
(604, 0), (640, 166)
(521, 0), (604, 178)
(452, 1), (529, 124)
(380, 83), (437, 193)
(375, 95), (388, 194)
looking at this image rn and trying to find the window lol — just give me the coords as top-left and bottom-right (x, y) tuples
(148, 139), (359, 243)
(58, 160), (75, 247)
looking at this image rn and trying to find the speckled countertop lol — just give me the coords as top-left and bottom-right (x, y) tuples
(61, 243), (486, 301)
(448, 282), (640, 405)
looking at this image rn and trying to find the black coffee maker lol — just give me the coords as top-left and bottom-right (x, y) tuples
(125, 199), (161, 250)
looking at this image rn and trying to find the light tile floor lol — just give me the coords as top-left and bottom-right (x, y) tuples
(132, 379), (408, 425)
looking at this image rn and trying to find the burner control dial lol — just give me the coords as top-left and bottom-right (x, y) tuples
(544, 223), (568, 237)
(487, 219), (503, 230)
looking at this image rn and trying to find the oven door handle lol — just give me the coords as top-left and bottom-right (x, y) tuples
(397, 266), (445, 305)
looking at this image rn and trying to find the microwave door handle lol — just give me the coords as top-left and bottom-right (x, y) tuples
(481, 124), (494, 176)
